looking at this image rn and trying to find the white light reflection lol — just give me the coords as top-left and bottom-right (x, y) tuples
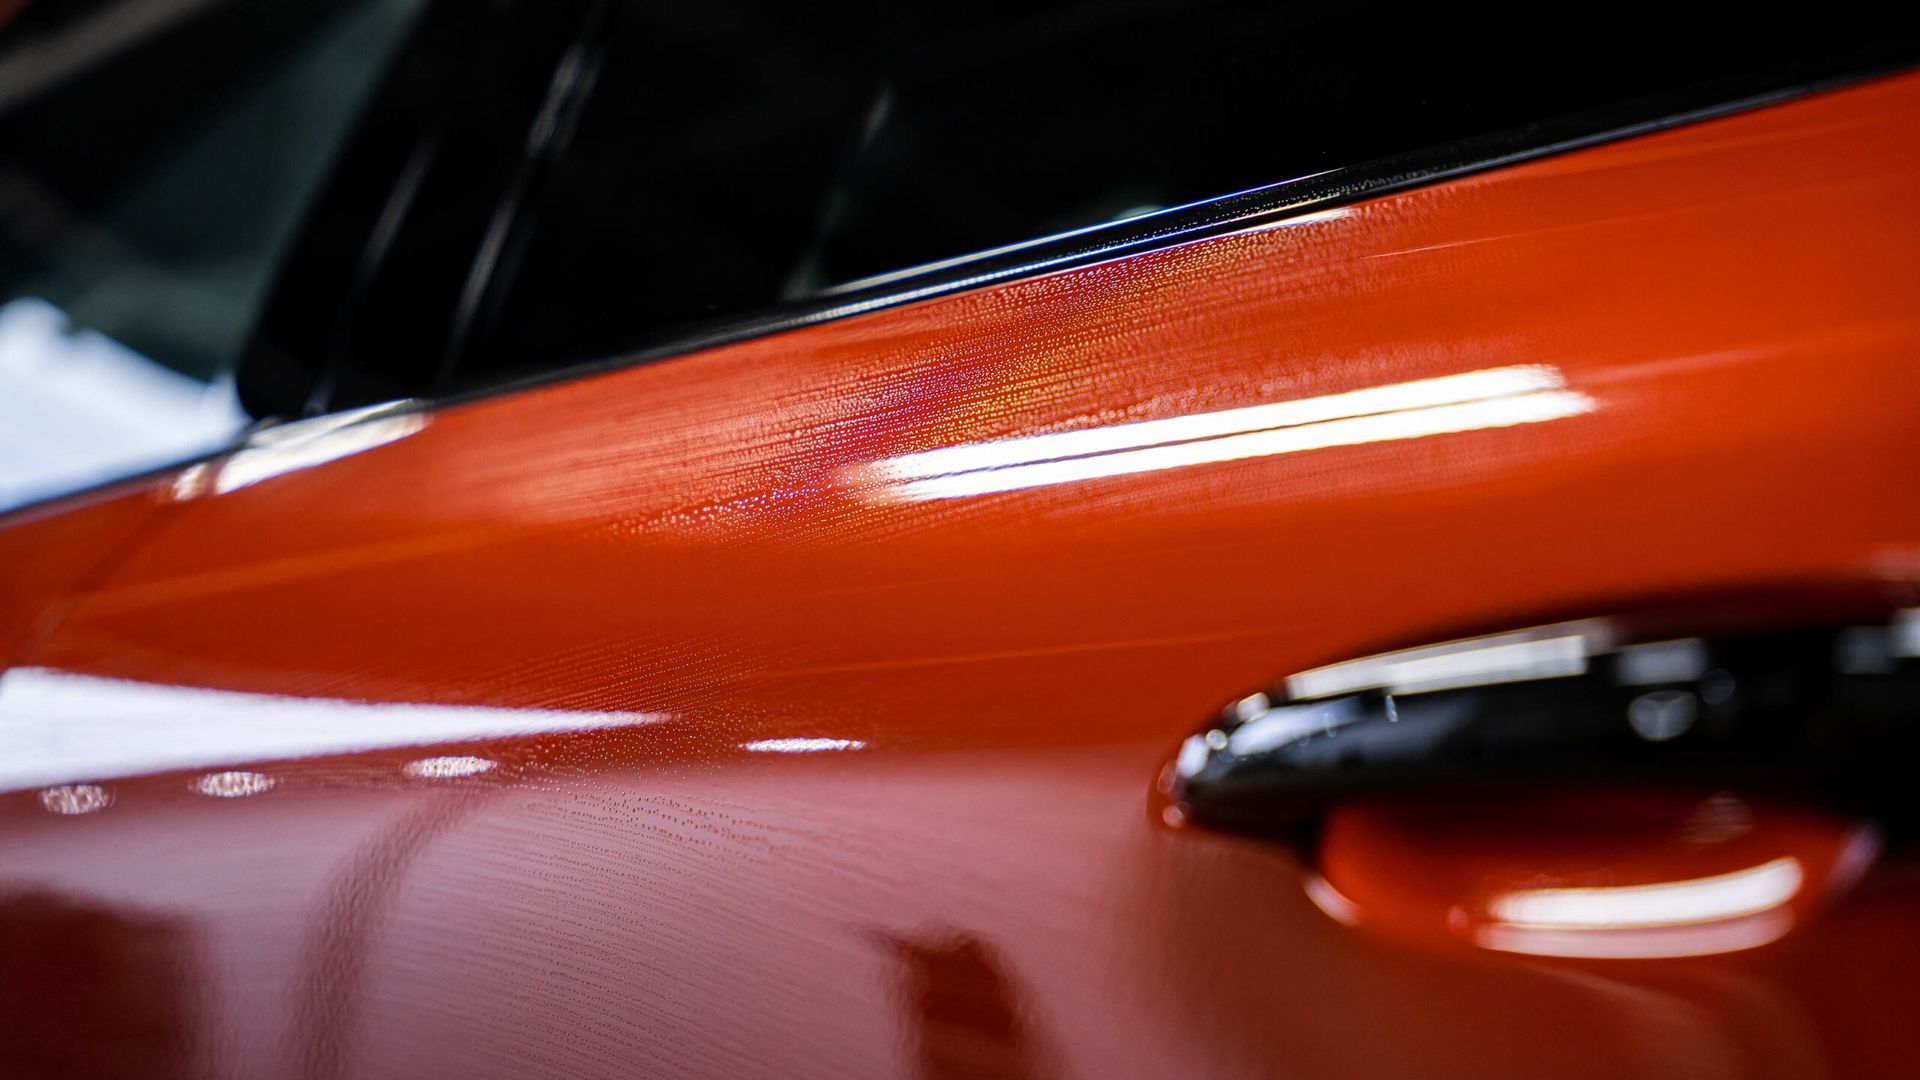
(1240, 207), (1353, 233)
(193, 770), (275, 798)
(172, 400), (426, 499)
(1304, 874), (1363, 926)
(1287, 620), (1614, 701)
(1173, 734), (1213, 779)
(1475, 857), (1805, 960)
(38, 783), (111, 815)
(1893, 608), (1920, 658)
(217, 409), (423, 494)
(1488, 857), (1804, 930)
(403, 755), (497, 779)
(740, 738), (866, 753)
(1475, 910), (1794, 960)
(0, 667), (666, 792)
(1227, 699), (1363, 756)
(859, 365), (1592, 502)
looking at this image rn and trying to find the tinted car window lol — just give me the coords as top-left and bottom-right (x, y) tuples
(247, 1), (1919, 412)
(462, 1), (1918, 386)
(0, 0), (422, 510)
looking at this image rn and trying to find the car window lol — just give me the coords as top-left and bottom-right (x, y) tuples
(0, 0), (424, 511)
(245, 1), (1919, 414)
(454, 1), (1916, 389)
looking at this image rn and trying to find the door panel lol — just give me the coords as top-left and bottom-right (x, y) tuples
(3, 73), (1919, 1078)
(0, 482), (175, 668)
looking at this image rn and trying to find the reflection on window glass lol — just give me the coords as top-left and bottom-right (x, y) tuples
(0, 0), (422, 511)
(448, 0), (1912, 389)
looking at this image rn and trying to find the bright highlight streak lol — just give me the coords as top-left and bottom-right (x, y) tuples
(213, 408), (425, 494)
(0, 667), (666, 791)
(861, 366), (1591, 502)
(878, 365), (1566, 481)
(168, 401), (428, 499)
(1487, 857), (1804, 930)
(1304, 874), (1362, 926)
(741, 738), (866, 753)
(193, 770), (275, 798)
(1352, 635), (1588, 697)
(403, 755), (497, 779)
(39, 783), (111, 815)
(1287, 620), (1613, 701)
(1476, 909), (1794, 959)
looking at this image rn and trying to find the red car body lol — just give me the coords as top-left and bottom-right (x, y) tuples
(3, 64), (1919, 1079)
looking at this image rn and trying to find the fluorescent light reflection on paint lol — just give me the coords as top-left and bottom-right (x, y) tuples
(404, 755), (497, 779)
(1475, 910), (1794, 960)
(171, 400), (426, 499)
(1489, 857), (1804, 930)
(861, 365), (1592, 502)
(1475, 857), (1805, 959)
(39, 783), (111, 815)
(741, 738), (866, 753)
(1304, 874), (1362, 926)
(193, 770), (275, 798)
(0, 667), (666, 791)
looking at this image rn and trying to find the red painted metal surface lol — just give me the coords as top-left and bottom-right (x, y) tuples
(0, 484), (167, 668)
(3, 72), (1919, 1077)
(1315, 791), (1874, 958)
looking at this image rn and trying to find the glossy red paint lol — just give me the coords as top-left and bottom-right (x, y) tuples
(3, 73), (1920, 1077)
(1316, 791), (1873, 958)
(0, 482), (170, 668)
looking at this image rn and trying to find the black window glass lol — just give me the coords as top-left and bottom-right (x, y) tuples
(247, 1), (1919, 410)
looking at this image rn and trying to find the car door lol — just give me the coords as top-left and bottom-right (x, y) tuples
(4, 3), (1919, 1077)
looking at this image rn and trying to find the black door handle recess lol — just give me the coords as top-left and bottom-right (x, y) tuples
(1169, 606), (1920, 835)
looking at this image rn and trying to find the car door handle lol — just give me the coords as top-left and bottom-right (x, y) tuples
(1167, 599), (1920, 836)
